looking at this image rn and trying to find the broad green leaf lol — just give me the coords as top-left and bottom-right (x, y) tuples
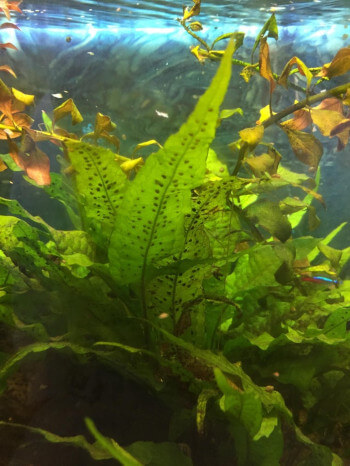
(85, 418), (143, 465)
(308, 222), (347, 262)
(245, 200), (291, 242)
(226, 245), (283, 297)
(206, 148), (229, 178)
(249, 421), (283, 466)
(64, 140), (129, 248)
(109, 39), (236, 285)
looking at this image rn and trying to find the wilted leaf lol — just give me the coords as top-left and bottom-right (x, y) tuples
(53, 98), (83, 125)
(256, 104), (275, 124)
(0, 65), (16, 78)
(281, 108), (312, 131)
(189, 21), (202, 31)
(245, 147), (281, 177)
(0, 42), (17, 50)
(310, 108), (344, 137)
(283, 128), (323, 169)
(278, 57), (313, 91)
(317, 47), (350, 78)
(239, 125), (264, 146)
(0, 22), (20, 30)
(0, 159), (7, 172)
(11, 87), (34, 106)
(8, 132), (51, 185)
(240, 65), (257, 83)
(182, 0), (201, 22)
(259, 37), (275, 93)
(190, 45), (206, 63)
(0, 1), (23, 20)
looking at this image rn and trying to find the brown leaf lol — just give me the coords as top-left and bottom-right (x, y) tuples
(0, 65), (17, 78)
(0, 42), (17, 50)
(0, 158), (7, 172)
(8, 133), (51, 185)
(283, 128), (323, 169)
(314, 97), (343, 113)
(317, 47), (350, 78)
(281, 108), (312, 131)
(259, 37), (275, 93)
(0, 22), (20, 30)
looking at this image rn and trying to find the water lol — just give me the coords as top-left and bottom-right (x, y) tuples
(0, 1), (350, 464)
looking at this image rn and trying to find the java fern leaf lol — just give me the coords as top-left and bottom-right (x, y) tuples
(64, 141), (129, 248)
(109, 39), (236, 285)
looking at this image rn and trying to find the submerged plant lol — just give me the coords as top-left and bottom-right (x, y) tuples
(0, 0), (350, 464)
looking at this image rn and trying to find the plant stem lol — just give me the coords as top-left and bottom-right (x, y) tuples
(262, 82), (350, 129)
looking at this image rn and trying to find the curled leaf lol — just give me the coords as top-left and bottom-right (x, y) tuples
(7, 132), (51, 185)
(53, 98), (83, 125)
(259, 37), (275, 93)
(278, 57), (313, 91)
(0, 65), (16, 78)
(317, 47), (350, 78)
(11, 87), (35, 106)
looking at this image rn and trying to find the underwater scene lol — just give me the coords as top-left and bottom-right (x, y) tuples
(0, 0), (349, 464)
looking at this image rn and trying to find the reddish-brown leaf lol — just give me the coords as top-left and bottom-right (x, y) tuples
(281, 108), (312, 131)
(0, 65), (17, 78)
(0, 22), (20, 29)
(259, 37), (275, 93)
(8, 133), (51, 185)
(0, 42), (17, 50)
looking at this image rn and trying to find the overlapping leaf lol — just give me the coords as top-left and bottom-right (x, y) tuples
(109, 40), (236, 285)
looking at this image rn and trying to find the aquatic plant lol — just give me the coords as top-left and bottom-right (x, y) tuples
(0, 1), (350, 464)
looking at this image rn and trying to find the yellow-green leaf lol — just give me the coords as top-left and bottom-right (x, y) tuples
(53, 98), (83, 125)
(239, 125), (264, 146)
(12, 87), (35, 105)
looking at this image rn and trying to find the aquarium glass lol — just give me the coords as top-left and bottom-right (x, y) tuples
(0, 0), (349, 465)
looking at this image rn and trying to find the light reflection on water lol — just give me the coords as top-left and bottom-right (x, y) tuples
(18, 0), (350, 30)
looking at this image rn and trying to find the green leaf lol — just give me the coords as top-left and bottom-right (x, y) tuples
(245, 200), (291, 242)
(64, 141), (129, 248)
(109, 39), (236, 285)
(126, 441), (193, 466)
(196, 389), (217, 434)
(85, 418), (143, 465)
(253, 416), (279, 441)
(210, 31), (244, 51)
(308, 222), (347, 262)
(0, 421), (111, 460)
(226, 245), (283, 297)
(251, 14), (278, 62)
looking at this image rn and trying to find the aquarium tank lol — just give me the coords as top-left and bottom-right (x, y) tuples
(0, 0), (349, 464)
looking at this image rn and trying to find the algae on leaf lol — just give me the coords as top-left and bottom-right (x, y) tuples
(108, 39), (236, 286)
